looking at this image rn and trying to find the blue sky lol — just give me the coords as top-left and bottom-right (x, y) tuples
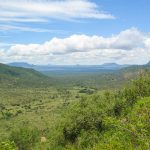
(0, 0), (150, 65)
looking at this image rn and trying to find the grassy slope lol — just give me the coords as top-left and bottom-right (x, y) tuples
(0, 63), (51, 87)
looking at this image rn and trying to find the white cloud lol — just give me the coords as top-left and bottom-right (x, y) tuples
(0, 17), (47, 23)
(0, 43), (15, 48)
(0, 24), (62, 33)
(0, 0), (115, 23)
(0, 28), (150, 65)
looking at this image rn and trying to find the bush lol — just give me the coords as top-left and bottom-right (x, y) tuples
(0, 140), (18, 150)
(123, 87), (138, 105)
(2, 111), (13, 119)
(62, 108), (103, 144)
(113, 101), (124, 117)
(76, 131), (100, 149)
(10, 127), (40, 150)
(133, 74), (150, 97)
(79, 88), (94, 94)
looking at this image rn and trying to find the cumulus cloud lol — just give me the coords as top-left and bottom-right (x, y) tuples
(0, 28), (150, 65)
(0, 0), (115, 23)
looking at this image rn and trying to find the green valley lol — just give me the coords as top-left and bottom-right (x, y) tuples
(0, 64), (150, 150)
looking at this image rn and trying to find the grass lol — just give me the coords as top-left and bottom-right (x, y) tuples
(0, 86), (90, 141)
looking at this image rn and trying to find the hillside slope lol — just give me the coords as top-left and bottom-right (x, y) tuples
(115, 64), (150, 80)
(0, 63), (50, 87)
(93, 97), (150, 150)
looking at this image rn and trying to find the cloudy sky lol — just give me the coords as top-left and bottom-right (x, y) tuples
(0, 0), (150, 65)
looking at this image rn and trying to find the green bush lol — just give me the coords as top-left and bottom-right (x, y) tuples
(61, 100), (104, 145)
(10, 127), (40, 150)
(2, 111), (13, 119)
(133, 74), (150, 97)
(0, 140), (18, 150)
(113, 101), (125, 116)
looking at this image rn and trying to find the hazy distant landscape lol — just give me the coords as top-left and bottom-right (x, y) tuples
(0, 0), (150, 150)
(8, 62), (130, 73)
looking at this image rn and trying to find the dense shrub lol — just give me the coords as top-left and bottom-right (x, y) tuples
(63, 113), (103, 143)
(133, 73), (150, 97)
(10, 127), (40, 150)
(2, 111), (13, 119)
(123, 87), (138, 105)
(0, 140), (18, 150)
(113, 101), (125, 116)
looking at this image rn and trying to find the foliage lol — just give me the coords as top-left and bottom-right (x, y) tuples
(10, 127), (40, 150)
(0, 140), (18, 150)
(0, 63), (51, 88)
(49, 73), (150, 149)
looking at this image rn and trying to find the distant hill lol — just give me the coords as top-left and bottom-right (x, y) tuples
(8, 62), (53, 72)
(146, 61), (150, 65)
(7, 62), (130, 74)
(100, 63), (129, 69)
(8, 62), (35, 68)
(120, 63), (150, 72)
(0, 63), (51, 87)
(116, 64), (150, 81)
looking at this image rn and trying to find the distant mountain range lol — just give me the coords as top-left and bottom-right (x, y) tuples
(8, 62), (36, 68)
(8, 62), (130, 73)
(0, 61), (149, 88)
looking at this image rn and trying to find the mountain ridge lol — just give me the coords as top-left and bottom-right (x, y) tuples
(7, 62), (130, 73)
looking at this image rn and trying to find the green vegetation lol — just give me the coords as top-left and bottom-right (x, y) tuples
(46, 65), (150, 89)
(0, 63), (51, 88)
(0, 64), (150, 150)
